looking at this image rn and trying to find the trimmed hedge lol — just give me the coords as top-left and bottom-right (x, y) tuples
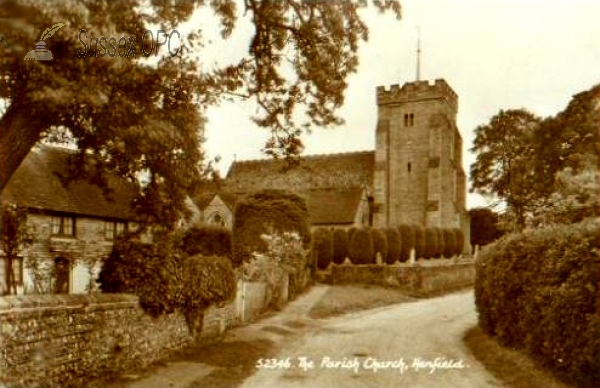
(349, 228), (374, 265)
(453, 227), (465, 255)
(435, 227), (445, 259)
(332, 228), (349, 265)
(232, 190), (310, 267)
(371, 228), (388, 264)
(442, 228), (456, 258)
(397, 224), (415, 262)
(384, 228), (401, 264)
(347, 227), (358, 244)
(423, 227), (439, 259)
(182, 226), (232, 258)
(475, 218), (600, 387)
(413, 224), (425, 259)
(313, 227), (333, 270)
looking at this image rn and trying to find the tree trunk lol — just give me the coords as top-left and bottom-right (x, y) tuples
(0, 101), (53, 193)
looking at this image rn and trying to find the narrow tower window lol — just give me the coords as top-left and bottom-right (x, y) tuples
(409, 113), (414, 126)
(407, 162), (412, 173)
(404, 114), (409, 127)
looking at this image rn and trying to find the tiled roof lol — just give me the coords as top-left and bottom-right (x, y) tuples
(306, 187), (364, 225)
(224, 150), (375, 195)
(194, 190), (238, 211)
(1, 145), (136, 220)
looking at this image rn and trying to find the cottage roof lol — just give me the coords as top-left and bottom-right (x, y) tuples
(224, 150), (375, 195)
(1, 145), (136, 220)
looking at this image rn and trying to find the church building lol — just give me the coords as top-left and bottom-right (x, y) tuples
(196, 78), (470, 253)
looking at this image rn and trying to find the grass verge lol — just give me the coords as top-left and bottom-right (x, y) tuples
(463, 325), (577, 388)
(308, 284), (417, 319)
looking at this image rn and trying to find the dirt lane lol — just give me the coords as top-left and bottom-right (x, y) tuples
(240, 290), (505, 388)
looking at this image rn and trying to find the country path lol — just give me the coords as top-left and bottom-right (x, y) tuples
(239, 290), (505, 388)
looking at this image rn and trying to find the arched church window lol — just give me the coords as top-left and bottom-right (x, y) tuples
(209, 212), (226, 227)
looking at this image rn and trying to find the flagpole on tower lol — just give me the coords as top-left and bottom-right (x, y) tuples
(416, 26), (421, 81)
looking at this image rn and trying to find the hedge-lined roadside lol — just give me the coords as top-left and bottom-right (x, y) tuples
(474, 218), (600, 387)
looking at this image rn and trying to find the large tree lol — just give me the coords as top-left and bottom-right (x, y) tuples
(531, 83), (600, 198)
(0, 0), (401, 227)
(468, 207), (502, 248)
(469, 109), (540, 231)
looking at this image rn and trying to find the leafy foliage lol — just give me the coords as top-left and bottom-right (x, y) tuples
(244, 230), (309, 308)
(98, 235), (184, 316)
(371, 228), (388, 264)
(442, 228), (455, 258)
(348, 228), (374, 265)
(423, 227), (438, 259)
(182, 226), (232, 258)
(469, 109), (540, 230)
(232, 189), (310, 267)
(397, 224), (414, 262)
(452, 227), (465, 256)
(469, 84), (599, 231)
(312, 228), (333, 270)
(475, 218), (600, 387)
(332, 228), (349, 265)
(468, 207), (503, 248)
(0, 0), (401, 226)
(0, 203), (34, 295)
(435, 227), (444, 259)
(531, 167), (598, 227)
(412, 224), (425, 259)
(383, 227), (401, 264)
(182, 254), (236, 334)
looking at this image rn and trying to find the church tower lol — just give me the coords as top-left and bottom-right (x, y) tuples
(373, 79), (470, 252)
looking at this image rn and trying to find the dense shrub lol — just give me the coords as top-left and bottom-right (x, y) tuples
(332, 228), (349, 265)
(232, 190), (310, 267)
(475, 218), (600, 387)
(182, 226), (232, 258)
(371, 228), (388, 264)
(453, 227), (465, 256)
(98, 235), (183, 316)
(397, 224), (415, 262)
(244, 231), (309, 307)
(347, 227), (358, 243)
(384, 228), (401, 264)
(182, 255), (237, 334)
(412, 224), (425, 259)
(312, 227), (333, 270)
(423, 227), (439, 259)
(442, 228), (456, 258)
(435, 227), (445, 259)
(349, 228), (374, 264)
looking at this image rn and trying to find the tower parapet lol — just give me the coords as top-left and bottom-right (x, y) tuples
(376, 78), (458, 111)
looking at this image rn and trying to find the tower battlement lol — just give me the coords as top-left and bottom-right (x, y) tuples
(376, 78), (458, 110)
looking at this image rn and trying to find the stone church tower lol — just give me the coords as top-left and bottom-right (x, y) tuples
(373, 79), (470, 251)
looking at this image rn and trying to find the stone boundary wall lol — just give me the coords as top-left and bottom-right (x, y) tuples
(331, 260), (475, 294)
(0, 293), (235, 388)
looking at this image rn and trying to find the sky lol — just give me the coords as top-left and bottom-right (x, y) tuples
(193, 0), (600, 209)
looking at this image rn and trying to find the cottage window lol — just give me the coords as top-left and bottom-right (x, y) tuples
(51, 216), (75, 236)
(105, 221), (127, 241)
(0, 256), (24, 292)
